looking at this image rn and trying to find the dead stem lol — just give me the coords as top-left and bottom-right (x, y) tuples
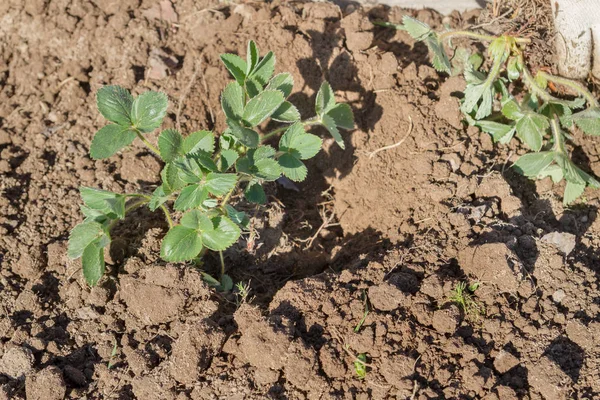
(366, 116), (414, 159)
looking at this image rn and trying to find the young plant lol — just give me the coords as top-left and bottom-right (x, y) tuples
(378, 16), (600, 204)
(448, 281), (485, 322)
(68, 40), (354, 286)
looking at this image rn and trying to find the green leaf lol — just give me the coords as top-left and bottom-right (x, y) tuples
(401, 15), (432, 40)
(245, 182), (266, 204)
(326, 103), (354, 130)
(225, 205), (249, 228)
(218, 274), (234, 292)
(173, 156), (203, 184)
(554, 153), (586, 185)
(316, 82), (336, 115)
(80, 187), (126, 219)
(219, 149), (239, 172)
(82, 241), (105, 286)
(160, 226), (204, 262)
(539, 164), (564, 183)
(245, 77), (263, 99)
(174, 184), (209, 211)
(96, 85), (134, 126)
(572, 107), (600, 135)
(131, 91), (168, 133)
(501, 99), (524, 120)
(162, 162), (187, 192)
(220, 53), (247, 85)
(425, 34), (451, 74)
(249, 51), (275, 85)
(354, 353), (367, 379)
(512, 151), (555, 177)
(255, 158), (282, 181)
(200, 216), (241, 251)
(180, 210), (213, 230)
(254, 145), (276, 160)
(227, 119), (260, 148)
(246, 40), (259, 75)
(158, 129), (184, 162)
(90, 124), (137, 159)
(506, 57), (520, 80)
(322, 114), (345, 149)
(149, 185), (169, 211)
(266, 73), (294, 97)
(488, 36), (510, 61)
(68, 222), (110, 259)
(191, 151), (219, 172)
(462, 82), (488, 115)
(475, 120), (515, 144)
(243, 90), (285, 127)
(205, 173), (237, 196)
(183, 130), (215, 154)
(280, 123), (322, 160)
(272, 102), (301, 122)
(515, 113), (549, 151)
(278, 153), (307, 182)
(221, 82), (245, 121)
(564, 181), (586, 205)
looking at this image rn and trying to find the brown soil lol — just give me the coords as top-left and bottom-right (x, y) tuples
(1, 1), (600, 399)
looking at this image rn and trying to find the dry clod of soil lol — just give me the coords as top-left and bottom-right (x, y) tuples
(458, 243), (520, 293)
(493, 350), (520, 374)
(432, 305), (461, 334)
(0, 346), (33, 380)
(168, 320), (226, 384)
(25, 366), (66, 400)
(119, 276), (185, 326)
(475, 174), (522, 216)
(528, 357), (570, 400)
(368, 282), (411, 311)
(541, 231), (577, 255)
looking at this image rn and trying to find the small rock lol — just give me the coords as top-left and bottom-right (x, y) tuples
(0, 346), (34, 379)
(26, 366), (66, 400)
(541, 232), (576, 255)
(552, 289), (566, 304)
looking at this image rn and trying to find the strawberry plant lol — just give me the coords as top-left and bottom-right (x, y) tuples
(378, 16), (600, 204)
(68, 41), (354, 287)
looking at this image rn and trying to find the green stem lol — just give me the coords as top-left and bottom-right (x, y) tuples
(261, 117), (321, 143)
(220, 183), (238, 211)
(550, 117), (566, 154)
(135, 130), (161, 156)
(107, 198), (149, 231)
(521, 62), (559, 103)
(219, 251), (225, 280)
(537, 71), (600, 108)
(159, 204), (174, 228)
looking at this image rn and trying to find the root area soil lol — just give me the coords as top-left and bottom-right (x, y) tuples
(1, 1), (600, 399)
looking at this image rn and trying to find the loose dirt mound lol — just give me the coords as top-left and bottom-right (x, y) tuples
(1, 1), (600, 399)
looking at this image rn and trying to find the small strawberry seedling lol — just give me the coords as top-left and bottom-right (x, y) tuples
(378, 16), (600, 204)
(68, 41), (354, 287)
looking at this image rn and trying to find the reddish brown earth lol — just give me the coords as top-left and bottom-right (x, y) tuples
(1, 1), (600, 399)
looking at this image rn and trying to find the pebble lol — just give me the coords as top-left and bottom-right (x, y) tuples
(552, 289), (566, 304)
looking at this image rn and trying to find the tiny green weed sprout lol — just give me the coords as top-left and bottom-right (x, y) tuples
(68, 40), (354, 287)
(449, 281), (485, 322)
(378, 16), (600, 204)
(354, 353), (368, 380)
